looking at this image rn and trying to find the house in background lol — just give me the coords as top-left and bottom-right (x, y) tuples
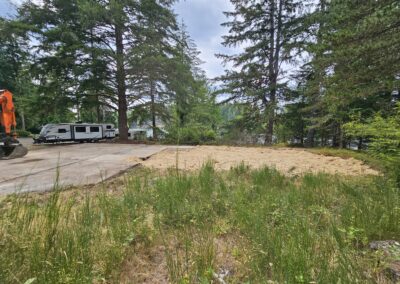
(116, 118), (168, 140)
(115, 119), (167, 140)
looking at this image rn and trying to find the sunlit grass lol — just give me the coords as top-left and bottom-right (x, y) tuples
(0, 164), (398, 283)
(307, 147), (386, 171)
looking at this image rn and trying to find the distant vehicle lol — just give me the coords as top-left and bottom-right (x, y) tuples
(34, 123), (116, 144)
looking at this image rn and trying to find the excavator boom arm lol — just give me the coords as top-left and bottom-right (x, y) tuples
(0, 89), (28, 159)
(0, 90), (17, 135)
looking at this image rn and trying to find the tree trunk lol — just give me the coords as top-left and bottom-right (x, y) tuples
(115, 24), (128, 140)
(77, 104), (81, 122)
(89, 27), (102, 124)
(265, 0), (283, 146)
(265, 91), (276, 145)
(306, 0), (327, 147)
(358, 137), (363, 150)
(306, 128), (315, 148)
(339, 125), (345, 149)
(96, 97), (101, 123)
(150, 81), (158, 140)
(332, 123), (341, 148)
(265, 0), (276, 145)
(332, 135), (338, 147)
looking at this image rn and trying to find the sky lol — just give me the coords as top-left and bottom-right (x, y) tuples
(173, 0), (236, 79)
(0, 0), (236, 79)
(0, 0), (17, 18)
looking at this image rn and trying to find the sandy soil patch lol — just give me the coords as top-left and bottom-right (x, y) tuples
(142, 146), (378, 176)
(119, 232), (249, 284)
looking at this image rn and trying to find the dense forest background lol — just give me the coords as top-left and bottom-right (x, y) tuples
(0, 0), (399, 153)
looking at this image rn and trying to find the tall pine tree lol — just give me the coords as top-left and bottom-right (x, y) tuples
(128, 0), (178, 139)
(218, 0), (309, 145)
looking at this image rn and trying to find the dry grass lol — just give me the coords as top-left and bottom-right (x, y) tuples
(0, 163), (398, 283)
(142, 146), (379, 176)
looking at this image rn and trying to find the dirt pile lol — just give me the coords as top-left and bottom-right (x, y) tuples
(142, 146), (379, 176)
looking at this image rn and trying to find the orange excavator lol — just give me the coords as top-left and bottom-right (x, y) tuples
(0, 89), (28, 159)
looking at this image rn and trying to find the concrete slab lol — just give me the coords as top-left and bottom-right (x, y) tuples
(0, 143), (193, 195)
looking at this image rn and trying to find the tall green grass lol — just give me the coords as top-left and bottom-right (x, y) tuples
(0, 181), (146, 283)
(0, 165), (399, 283)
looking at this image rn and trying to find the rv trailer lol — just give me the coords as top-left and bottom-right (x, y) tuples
(34, 123), (116, 144)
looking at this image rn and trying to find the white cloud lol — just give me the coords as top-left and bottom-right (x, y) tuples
(10, 0), (24, 4)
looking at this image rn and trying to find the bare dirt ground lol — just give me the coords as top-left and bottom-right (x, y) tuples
(119, 231), (249, 284)
(142, 146), (379, 176)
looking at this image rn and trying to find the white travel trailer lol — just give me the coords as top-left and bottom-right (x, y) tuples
(34, 123), (116, 144)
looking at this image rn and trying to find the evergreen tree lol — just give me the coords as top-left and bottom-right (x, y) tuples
(218, 0), (310, 145)
(18, 0), (95, 126)
(0, 17), (41, 131)
(18, 0), (179, 139)
(321, 0), (400, 97)
(297, 0), (400, 148)
(128, 0), (178, 139)
(169, 21), (205, 127)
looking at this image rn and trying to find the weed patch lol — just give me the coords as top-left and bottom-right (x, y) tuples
(0, 165), (399, 283)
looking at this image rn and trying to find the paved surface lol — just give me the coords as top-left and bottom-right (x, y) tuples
(0, 143), (192, 195)
(18, 138), (34, 149)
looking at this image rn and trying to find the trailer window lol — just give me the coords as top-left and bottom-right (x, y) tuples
(90, 126), (100, 132)
(58, 129), (67, 133)
(75, 126), (86, 133)
(106, 125), (112, 129)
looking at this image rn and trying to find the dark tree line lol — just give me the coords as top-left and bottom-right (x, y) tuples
(1, 0), (399, 148)
(0, 0), (217, 141)
(218, 0), (400, 148)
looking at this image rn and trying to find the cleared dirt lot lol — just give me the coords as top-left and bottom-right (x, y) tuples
(0, 143), (378, 195)
(0, 143), (192, 195)
(143, 146), (379, 176)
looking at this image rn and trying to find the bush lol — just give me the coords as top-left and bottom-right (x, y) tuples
(15, 129), (32, 137)
(344, 106), (400, 184)
(167, 125), (217, 145)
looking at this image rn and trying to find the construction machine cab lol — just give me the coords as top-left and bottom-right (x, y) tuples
(0, 89), (28, 159)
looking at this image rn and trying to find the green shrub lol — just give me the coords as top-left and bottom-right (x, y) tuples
(344, 105), (400, 184)
(167, 125), (217, 145)
(202, 129), (216, 141)
(15, 129), (32, 137)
